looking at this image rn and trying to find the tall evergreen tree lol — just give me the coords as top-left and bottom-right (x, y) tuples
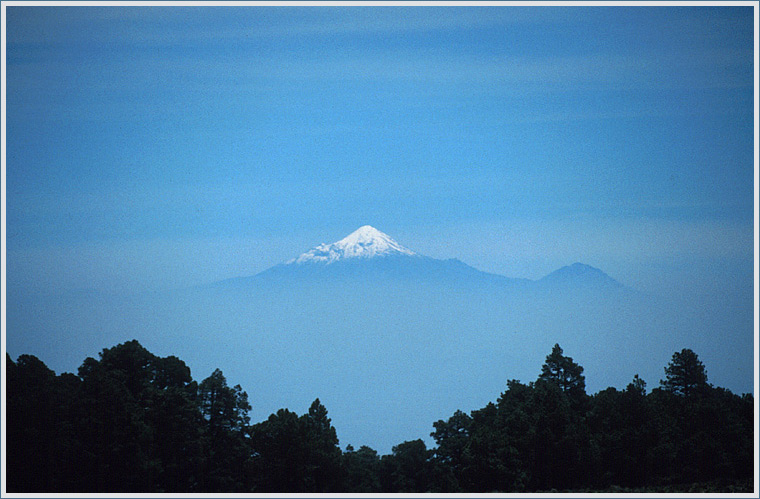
(250, 408), (310, 491)
(197, 368), (252, 491)
(303, 398), (343, 491)
(342, 445), (382, 492)
(660, 348), (708, 397)
(74, 342), (160, 491)
(431, 409), (472, 490)
(379, 439), (433, 492)
(538, 344), (586, 399)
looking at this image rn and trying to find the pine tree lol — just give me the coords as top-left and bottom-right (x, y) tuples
(660, 348), (708, 397)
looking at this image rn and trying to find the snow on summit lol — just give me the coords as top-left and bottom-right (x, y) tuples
(288, 226), (416, 264)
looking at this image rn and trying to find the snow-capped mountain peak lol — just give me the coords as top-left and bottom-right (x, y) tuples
(287, 225), (416, 265)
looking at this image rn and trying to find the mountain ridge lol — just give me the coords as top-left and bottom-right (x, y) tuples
(211, 226), (622, 290)
(538, 262), (623, 289)
(286, 225), (416, 265)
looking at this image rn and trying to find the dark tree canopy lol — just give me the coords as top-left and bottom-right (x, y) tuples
(343, 445), (381, 492)
(199, 368), (251, 430)
(5, 340), (753, 493)
(660, 348), (709, 397)
(303, 398), (343, 492)
(249, 399), (342, 492)
(380, 439), (433, 492)
(538, 343), (586, 400)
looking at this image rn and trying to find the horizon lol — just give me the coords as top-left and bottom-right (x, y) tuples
(271, 223), (618, 284)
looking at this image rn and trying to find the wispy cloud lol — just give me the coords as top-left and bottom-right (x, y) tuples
(246, 7), (569, 38)
(9, 46), (751, 106)
(9, 6), (752, 92)
(7, 6), (569, 46)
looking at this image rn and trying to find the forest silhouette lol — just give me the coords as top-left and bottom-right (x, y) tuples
(5, 340), (754, 492)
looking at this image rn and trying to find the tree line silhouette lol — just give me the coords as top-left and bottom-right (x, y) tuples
(5, 340), (754, 492)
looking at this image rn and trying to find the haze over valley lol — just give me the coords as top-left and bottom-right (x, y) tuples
(7, 225), (753, 452)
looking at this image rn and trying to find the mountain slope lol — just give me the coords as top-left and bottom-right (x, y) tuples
(216, 226), (531, 289)
(287, 225), (416, 264)
(538, 262), (623, 289)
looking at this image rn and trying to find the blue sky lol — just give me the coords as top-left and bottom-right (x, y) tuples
(5, 5), (756, 296)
